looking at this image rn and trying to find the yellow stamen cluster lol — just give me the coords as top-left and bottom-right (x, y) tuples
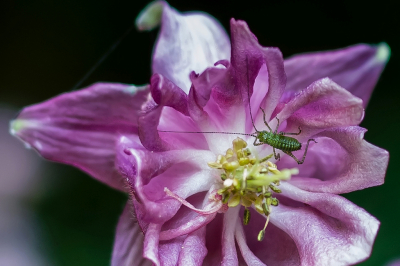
(208, 137), (298, 241)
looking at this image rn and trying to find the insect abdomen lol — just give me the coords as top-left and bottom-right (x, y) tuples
(276, 135), (301, 151)
(259, 131), (301, 151)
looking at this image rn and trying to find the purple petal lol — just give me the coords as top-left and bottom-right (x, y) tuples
(221, 207), (240, 266)
(111, 204), (152, 266)
(273, 182), (380, 265)
(276, 78), (364, 142)
(115, 136), (215, 224)
(137, 1), (231, 93)
(234, 220), (266, 266)
(143, 223), (162, 265)
(240, 208), (300, 265)
(229, 19), (286, 133)
(139, 74), (208, 152)
(285, 126), (388, 193)
(160, 192), (216, 241)
(158, 236), (185, 266)
(10, 83), (149, 191)
(177, 227), (208, 266)
(283, 43), (390, 106)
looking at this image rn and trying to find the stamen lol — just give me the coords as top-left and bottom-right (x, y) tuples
(206, 137), (299, 242)
(257, 216), (270, 241)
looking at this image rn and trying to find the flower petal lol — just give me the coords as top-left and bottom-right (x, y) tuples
(234, 220), (266, 266)
(285, 126), (388, 193)
(229, 19), (286, 133)
(177, 227), (208, 266)
(283, 43), (390, 106)
(139, 74), (208, 152)
(273, 182), (380, 265)
(116, 135), (216, 224)
(111, 204), (152, 266)
(276, 78), (364, 142)
(137, 1), (231, 93)
(143, 223), (162, 265)
(10, 83), (149, 191)
(221, 207), (240, 266)
(240, 208), (300, 265)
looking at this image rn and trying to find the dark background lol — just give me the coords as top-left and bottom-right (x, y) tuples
(1, 0), (399, 265)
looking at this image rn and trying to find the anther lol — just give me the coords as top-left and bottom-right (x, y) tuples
(271, 198), (279, 206)
(257, 216), (270, 241)
(269, 185), (281, 193)
(243, 208), (251, 225)
(262, 202), (270, 216)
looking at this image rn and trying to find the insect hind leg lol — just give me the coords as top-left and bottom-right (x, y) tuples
(284, 138), (317, 164)
(259, 107), (272, 132)
(281, 126), (302, 136)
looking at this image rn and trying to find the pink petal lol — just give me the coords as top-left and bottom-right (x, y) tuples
(140, 74), (209, 152)
(138, 1), (231, 93)
(234, 220), (266, 266)
(10, 83), (148, 191)
(285, 126), (388, 193)
(177, 227), (208, 266)
(283, 43), (390, 106)
(221, 207), (240, 266)
(111, 204), (152, 266)
(143, 223), (162, 265)
(115, 136), (216, 224)
(277, 78), (364, 142)
(160, 191), (217, 241)
(229, 19), (286, 133)
(158, 236), (185, 266)
(273, 182), (380, 265)
(241, 208), (300, 265)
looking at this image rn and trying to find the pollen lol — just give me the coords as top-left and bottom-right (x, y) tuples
(208, 137), (298, 241)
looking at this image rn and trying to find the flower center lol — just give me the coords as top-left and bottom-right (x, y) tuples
(208, 137), (298, 241)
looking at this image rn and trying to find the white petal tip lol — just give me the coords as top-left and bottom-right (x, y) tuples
(135, 1), (164, 31)
(9, 119), (24, 135)
(375, 42), (391, 63)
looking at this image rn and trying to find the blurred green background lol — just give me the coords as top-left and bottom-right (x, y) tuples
(0, 0), (398, 265)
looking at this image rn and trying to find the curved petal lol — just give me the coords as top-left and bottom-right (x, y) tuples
(276, 78), (364, 142)
(140, 74), (209, 152)
(10, 83), (149, 191)
(137, 1), (231, 93)
(143, 223), (162, 265)
(272, 182), (380, 266)
(111, 204), (152, 266)
(241, 208), (300, 265)
(178, 227), (208, 266)
(283, 43), (390, 106)
(229, 19), (286, 133)
(160, 192), (216, 241)
(221, 206), (240, 266)
(116, 135), (216, 224)
(285, 126), (388, 194)
(234, 220), (266, 266)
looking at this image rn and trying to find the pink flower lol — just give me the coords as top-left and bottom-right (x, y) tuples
(10, 1), (390, 265)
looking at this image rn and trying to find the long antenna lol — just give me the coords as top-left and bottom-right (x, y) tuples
(71, 24), (135, 90)
(159, 130), (255, 137)
(246, 56), (259, 132)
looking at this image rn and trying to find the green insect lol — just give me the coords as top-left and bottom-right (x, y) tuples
(248, 106), (317, 164)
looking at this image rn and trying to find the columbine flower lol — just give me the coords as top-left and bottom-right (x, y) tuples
(10, 1), (389, 265)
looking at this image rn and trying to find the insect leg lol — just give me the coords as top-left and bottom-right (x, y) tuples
(280, 126), (302, 136)
(253, 137), (263, 146)
(273, 148), (280, 161)
(274, 117), (280, 134)
(284, 138), (317, 164)
(259, 107), (272, 132)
